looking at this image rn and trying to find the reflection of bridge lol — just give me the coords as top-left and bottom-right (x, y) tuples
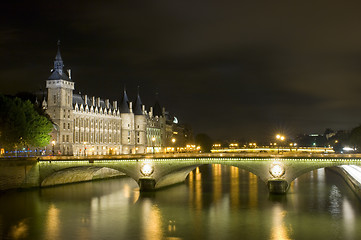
(32, 153), (361, 194)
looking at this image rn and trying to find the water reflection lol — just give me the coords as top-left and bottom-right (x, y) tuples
(0, 165), (361, 240)
(343, 198), (355, 240)
(45, 204), (60, 240)
(141, 199), (163, 240)
(9, 219), (29, 239)
(270, 204), (291, 240)
(249, 172), (258, 209)
(230, 166), (239, 209)
(329, 185), (342, 216)
(212, 164), (222, 203)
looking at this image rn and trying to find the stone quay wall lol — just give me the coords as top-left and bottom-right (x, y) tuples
(0, 158), (39, 191)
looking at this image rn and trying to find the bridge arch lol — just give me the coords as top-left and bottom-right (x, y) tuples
(41, 166), (126, 187)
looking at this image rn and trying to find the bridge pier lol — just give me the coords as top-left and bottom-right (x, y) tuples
(138, 178), (156, 191)
(267, 180), (289, 194)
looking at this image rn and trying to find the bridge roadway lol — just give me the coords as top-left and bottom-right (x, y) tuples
(31, 152), (361, 194)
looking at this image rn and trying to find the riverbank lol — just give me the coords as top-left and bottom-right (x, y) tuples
(330, 166), (361, 200)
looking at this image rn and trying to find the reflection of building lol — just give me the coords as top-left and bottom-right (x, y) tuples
(42, 42), (191, 155)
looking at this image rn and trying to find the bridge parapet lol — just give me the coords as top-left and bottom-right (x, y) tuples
(35, 152), (361, 161)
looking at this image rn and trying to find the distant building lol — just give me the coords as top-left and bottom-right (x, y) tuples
(42, 42), (191, 155)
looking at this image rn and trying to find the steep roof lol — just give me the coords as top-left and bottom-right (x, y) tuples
(133, 90), (143, 115)
(153, 100), (163, 117)
(48, 40), (71, 81)
(120, 89), (130, 113)
(48, 69), (70, 81)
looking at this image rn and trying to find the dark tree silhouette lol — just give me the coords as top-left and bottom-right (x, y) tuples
(195, 133), (213, 153)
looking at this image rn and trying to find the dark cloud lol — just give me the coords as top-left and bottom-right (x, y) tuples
(2, 0), (361, 141)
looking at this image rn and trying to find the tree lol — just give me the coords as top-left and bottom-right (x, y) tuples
(0, 94), (53, 150)
(350, 125), (361, 150)
(195, 133), (213, 153)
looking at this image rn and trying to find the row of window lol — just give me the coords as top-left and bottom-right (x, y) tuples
(74, 131), (121, 144)
(61, 131), (145, 145)
(74, 117), (120, 130)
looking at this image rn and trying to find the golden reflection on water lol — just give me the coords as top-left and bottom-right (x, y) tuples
(248, 172), (258, 209)
(189, 171), (194, 204)
(270, 204), (291, 240)
(194, 167), (202, 211)
(9, 219), (28, 239)
(188, 167), (203, 239)
(45, 204), (60, 240)
(142, 199), (163, 240)
(230, 166), (239, 209)
(212, 164), (222, 203)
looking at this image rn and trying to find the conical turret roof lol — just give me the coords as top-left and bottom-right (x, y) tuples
(153, 93), (163, 117)
(120, 88), (130, 113)
(133, 88), (143, 115)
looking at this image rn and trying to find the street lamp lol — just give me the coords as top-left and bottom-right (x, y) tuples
(171, 138), (176, 153)
(51, 140), (56, 156)
(276, 134), (285, 154)
(152, 137), (156, 154)
(84, 142), (87, 156)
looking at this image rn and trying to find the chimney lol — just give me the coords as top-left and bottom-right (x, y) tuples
(113, 101), (117, 109)
(92, 96), (95, 106)
(84, 95), (87, 105)
(142, 105), (145, 113)
(97, 97), (101, 107)
(106, 99), (110, 109)
(150, 106), (153, 118)
(129, 102), (133, 113)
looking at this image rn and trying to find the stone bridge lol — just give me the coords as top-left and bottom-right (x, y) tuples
(30, 153), (361, 194)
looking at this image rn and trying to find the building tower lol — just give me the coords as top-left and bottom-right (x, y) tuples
(46, 41), (74, 155)
(120, 88), (135, 154)
(153, 94), (166, 149)
(133, 88), (147, 153)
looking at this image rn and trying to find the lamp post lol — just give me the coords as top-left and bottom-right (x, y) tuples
(51, 140), (56, 156)
(84, 142), (87, 156)
(276, 134), (285, 154)
(171, 138), (176, 153)
(152, 137), (156, 154)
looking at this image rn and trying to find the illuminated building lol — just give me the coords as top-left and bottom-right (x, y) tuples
(42, 42), (189, 155)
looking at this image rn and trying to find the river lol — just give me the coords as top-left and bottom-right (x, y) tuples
(0, 165), (360, 240)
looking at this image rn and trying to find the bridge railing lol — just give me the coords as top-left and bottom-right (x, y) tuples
(33, 152), (361, 161)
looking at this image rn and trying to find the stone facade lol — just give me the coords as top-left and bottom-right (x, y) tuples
(43, 42), (190, 156)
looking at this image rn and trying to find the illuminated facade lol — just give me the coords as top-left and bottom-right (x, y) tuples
(43, 42), (189, 155)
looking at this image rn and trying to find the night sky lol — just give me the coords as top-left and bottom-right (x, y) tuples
(2, 1), (361, 141)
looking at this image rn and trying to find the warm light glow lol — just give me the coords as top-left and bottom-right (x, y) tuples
(229, 143), (239, 148)
(270, 162), (285, 178)
(142, 199), (163, 240)
(171, 138), (176, 143)
(141, 163), (154, 176)
(152, 137), (156, 142)
(45, 204), (60, 239)
(51, 140), (56, 145)
(9, 219), (29, 239)
(276, 134), (285, 141)
(271, 204), (290, 240)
